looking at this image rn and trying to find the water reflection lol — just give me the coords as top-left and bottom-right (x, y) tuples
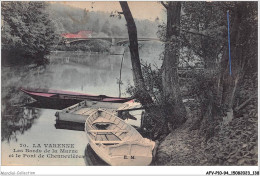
(1, 65), (51, 143)
(47, 53), (132, 97)
(24, 99), (80, 110)
(1, 105), (41, 142)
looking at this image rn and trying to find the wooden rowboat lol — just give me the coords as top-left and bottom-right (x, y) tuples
(20, 87), (132, 108)
(85, 109), (155, 166)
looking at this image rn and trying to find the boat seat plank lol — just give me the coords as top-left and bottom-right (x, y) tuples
(92, 117), (113, 124)
(94, 141), (123, 144)
(88, 130), (127, 133)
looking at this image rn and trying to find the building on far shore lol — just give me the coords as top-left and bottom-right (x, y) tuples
(61, 30), (92, 38)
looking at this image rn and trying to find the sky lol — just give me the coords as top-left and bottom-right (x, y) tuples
(50, 1), (165, 21)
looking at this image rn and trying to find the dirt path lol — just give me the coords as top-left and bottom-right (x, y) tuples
(154, 124), (208, 165)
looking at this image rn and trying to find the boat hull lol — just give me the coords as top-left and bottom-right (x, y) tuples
(21, 87), (132, 105)
(84, 109), (155, 166)
(87, 135), (153, 166)
(28, 93), (82, 108)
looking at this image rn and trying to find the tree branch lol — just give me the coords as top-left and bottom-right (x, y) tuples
(181, 34), (204, 58)
(161, 1), (168, 9)
(180, 28), (215, 39)
(234, 93), (256, 112)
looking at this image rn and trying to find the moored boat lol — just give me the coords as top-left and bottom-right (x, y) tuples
(85, 109), (155, 166)
(20, 87), (132, 106)
(55, 100), (143, 124)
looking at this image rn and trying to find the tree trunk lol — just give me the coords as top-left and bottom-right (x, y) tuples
(119, 1), (153, 105)
(201, 5), (216, 71)
(161, 2), (187, 128)
(221, 3), (245, 124)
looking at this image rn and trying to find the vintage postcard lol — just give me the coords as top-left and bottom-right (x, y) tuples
(1, 1), (258, 175)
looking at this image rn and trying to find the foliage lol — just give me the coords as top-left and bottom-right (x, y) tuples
(111, 25), (123, 36)
(126, 61), (172, 139)
(2, 2), (60, 66)
(56, 40), (110, 52)
(205, 103), (257, 165)
(47, 3), (158, 38)
(181, 1), (225, 68)
(143, 2), (258, 165)
(179, 1), (257, 134)
(178, 1), (257, 165)
(140, 62), (163, 103)
(92, 19), (100, 33)
(100, 20), (111, 36)
(188, 70), (223, 139)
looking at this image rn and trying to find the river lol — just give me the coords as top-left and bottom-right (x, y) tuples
(1, 42), (163, 166)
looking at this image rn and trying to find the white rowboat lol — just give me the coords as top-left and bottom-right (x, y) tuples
(84, 109), (155, 166)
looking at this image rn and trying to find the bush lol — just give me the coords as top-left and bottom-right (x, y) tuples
(2, 2), (59, 66)
(56, 40), (111, 52)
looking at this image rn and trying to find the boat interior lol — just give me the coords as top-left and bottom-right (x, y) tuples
(85, 110), (143, 145)
(65, 101), (119, 115)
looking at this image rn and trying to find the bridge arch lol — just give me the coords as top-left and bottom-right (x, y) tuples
(64, 37), (162, 46)
(66, 38), (113, 45)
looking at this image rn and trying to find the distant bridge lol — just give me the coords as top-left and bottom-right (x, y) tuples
(64, 37), (161, 46)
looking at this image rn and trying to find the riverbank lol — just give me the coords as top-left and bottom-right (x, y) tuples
(154, 85), (258, 166)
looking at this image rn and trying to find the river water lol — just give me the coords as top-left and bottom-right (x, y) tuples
(1, 42), (163, 166)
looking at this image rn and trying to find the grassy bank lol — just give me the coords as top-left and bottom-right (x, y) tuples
(154, 74), (258, 166)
